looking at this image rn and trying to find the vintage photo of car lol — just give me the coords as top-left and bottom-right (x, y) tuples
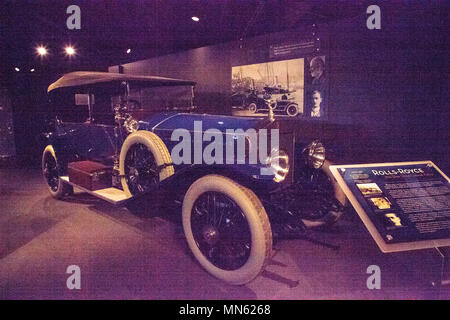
(231, 58), (304, 118)
(41, 71), (346, 284)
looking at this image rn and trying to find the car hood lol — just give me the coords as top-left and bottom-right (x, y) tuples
(140, 112), (266, 133)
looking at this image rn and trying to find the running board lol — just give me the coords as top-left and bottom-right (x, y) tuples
(60, 176), (131, 206)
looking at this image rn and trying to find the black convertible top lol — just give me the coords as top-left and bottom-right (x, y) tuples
(47, 71), (196, 93)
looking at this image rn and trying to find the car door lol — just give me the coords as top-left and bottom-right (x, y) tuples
(86, 95), (117, 166)
(52, 92), (93, 162)
(55, 121), (93, 161)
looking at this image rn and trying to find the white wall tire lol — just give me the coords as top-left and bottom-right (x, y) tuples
(41, 145), (73, 199)
(120, 130), (174, 197)
(182, 174), (272, 285)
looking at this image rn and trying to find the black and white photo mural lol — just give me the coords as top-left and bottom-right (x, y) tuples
(231, 58), (305, 117)
(305, 55), (328, 119)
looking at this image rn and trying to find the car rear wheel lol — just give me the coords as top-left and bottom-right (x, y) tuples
(120, 130), (174, 197)
(286, 103), (299, 117)
(182, 174), (272, 285)
(41, 145), (73, 199)
(248, 103), (257, 113)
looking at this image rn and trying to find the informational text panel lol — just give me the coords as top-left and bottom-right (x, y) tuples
(330, 161), (450, 252)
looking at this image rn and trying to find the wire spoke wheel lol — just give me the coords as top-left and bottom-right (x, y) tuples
(41, 145), (73, 199)
(43, 153), (59, 192)
(120, 131), (174, 197)
(124, 143), (158, 195)
(182, 175), (272, 285)
(191, 191), (252, 271)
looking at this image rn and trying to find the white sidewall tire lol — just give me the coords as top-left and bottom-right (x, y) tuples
(182, 174), (272, 285)
(42, 145), (72, 199)
(120, 130), (174, 197)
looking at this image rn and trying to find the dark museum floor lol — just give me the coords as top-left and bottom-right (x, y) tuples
(0, 166), (448, 300)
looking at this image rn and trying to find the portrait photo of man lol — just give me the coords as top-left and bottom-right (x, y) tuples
(309, 56), (326, 91)
(306, 55), (328, 119)
(310, 90), (324, 117)
(383, 213), (404, 229)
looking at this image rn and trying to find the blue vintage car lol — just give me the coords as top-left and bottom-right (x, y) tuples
(42, 71), (346, 284)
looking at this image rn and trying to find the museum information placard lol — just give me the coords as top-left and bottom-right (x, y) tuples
(330, 161), (450, 252)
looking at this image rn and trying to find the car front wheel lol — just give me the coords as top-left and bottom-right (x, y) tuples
(182, 174), (272, 285)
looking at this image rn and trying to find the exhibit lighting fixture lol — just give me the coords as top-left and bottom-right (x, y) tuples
(14, 67), (20, 72)
(191, 16), (199, 22)
(126, 48), (131, 54)
(36, 46), (47, 56)
(65, 46), (75, 56)
(30, 68), (35, 72)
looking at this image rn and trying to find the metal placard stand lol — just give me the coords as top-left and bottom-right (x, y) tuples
(330, 161), (450, 298)
(432, 247), (449, 298)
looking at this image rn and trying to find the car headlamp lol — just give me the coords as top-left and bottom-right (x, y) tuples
(303, 140), (326, 169)
(266, 149), (289, 183)
(124, 118), (139, 133)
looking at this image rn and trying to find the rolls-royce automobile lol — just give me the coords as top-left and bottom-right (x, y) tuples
(41, 71), (346, 284)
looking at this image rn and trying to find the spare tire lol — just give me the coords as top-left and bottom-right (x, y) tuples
(120, 130), (174, 197)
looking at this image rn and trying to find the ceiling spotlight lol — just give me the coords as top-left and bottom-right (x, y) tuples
(30, 68), (35, 72)
(36, 46), (47, 56)
(126, 48), (131, 54)
(65, 46), (76, 56)
(14, 67), (20, 72)
(191, 16), (199, 22)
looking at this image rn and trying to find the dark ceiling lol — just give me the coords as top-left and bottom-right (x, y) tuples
(1, 0), (369, 79)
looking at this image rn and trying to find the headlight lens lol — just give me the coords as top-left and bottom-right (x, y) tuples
(303, 140), (326, 169)
(124, 118), (139, 133)
(266, 149), (289, 182)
